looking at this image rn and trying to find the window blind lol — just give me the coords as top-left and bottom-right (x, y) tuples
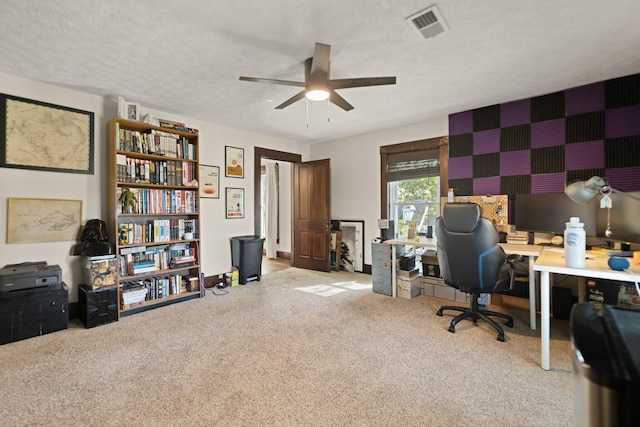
(386, 148), (440, 182)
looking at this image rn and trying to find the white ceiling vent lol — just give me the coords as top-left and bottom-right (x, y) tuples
(406, 5), (449, 40)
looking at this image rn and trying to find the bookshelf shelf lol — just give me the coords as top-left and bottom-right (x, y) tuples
(107, 118), (203, 318)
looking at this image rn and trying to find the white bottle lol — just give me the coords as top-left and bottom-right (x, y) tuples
(564, 217), (586, 268)
(447, 188), (454, 203)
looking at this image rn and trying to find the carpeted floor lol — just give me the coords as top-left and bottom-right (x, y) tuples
(0, 268), (573, 426)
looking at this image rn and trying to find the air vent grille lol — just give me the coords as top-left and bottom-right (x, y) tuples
(412, 11), (438, 30)
(406, 5), (449, 40)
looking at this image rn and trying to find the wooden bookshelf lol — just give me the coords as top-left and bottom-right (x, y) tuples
(106, 118), (202, 318)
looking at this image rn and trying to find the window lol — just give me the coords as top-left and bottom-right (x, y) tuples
(380, 137), (448, 239)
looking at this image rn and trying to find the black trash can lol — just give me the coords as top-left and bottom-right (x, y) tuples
(230, 235), (265, 284)
(571, 303), (640, 426)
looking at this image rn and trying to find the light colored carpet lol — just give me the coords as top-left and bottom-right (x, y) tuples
(0, 268), (573, 426)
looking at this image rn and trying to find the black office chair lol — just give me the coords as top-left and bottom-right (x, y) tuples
(435, 203), (521, 342)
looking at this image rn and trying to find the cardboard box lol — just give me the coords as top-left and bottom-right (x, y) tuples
(455, 290), (470, 303)
(82, 255), (118, 290)
(398, 268), (419, 279)
(397, 276), (421, 299)
(433, 283), (456, 301)
(421, 278), (434, 296)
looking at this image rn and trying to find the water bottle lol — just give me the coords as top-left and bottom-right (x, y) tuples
(447, 188), (454, 203)
(564, 217), (585, 268)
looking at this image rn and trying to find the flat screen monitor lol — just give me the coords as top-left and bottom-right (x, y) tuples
(596, 191), (640, 245)
(515, 193), (597, 236)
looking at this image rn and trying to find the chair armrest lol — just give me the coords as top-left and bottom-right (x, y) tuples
(504, 254), (522, 291)
(506, 253), (522, 265)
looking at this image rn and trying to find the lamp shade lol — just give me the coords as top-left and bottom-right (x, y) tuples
(565, 176), (607, 204)
(305, 89), (329, 101)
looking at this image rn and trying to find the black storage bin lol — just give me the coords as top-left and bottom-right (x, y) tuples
(1, 287), (68, 345)
(399, 254), (415, 271)
(78, 285), (118, 328)
(230, 235), (265, 284)
(571, 303), (640, 426)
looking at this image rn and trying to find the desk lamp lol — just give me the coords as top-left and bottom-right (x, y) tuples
(565, 175), (640, 238)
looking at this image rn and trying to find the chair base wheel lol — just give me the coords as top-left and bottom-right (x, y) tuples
(448, 326), (456, 333)
(497, 334), (506, 342)
(436, 310), (443, 316)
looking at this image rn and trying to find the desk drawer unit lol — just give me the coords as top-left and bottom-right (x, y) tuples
(372, 243), (392, 296)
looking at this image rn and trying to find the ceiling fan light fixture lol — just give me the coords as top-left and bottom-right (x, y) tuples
(306, 89), (329, 101)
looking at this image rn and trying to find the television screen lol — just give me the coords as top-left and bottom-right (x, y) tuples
(515, 193), (597, 236)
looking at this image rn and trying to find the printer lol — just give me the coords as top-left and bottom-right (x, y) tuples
(0, 261), (63, 295)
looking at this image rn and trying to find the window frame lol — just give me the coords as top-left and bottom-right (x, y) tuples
(380, 136), (449, 220)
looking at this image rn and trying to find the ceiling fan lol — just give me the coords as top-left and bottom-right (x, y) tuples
(239, 42), (396, 111)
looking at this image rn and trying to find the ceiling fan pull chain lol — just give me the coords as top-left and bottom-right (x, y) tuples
(306, 98), (309, 128)
(327, 98), (330, 122)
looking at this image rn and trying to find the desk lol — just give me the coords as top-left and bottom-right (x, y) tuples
(534, 247), (640, 370)
(385, 238), (542, 329)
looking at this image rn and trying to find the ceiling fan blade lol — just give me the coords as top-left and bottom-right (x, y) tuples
(329, 76), (396, 90)
(275, 90), (306, 109)
(329, 90), (354, 111)
(310, 43), (331, 79)
(239, 76), (305, 87)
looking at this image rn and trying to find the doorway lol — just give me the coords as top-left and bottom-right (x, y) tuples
(254, 147), (301, 265)
(253, 148), (332, 273)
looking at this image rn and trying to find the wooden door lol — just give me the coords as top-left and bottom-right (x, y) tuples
(292, 159), (331, 272)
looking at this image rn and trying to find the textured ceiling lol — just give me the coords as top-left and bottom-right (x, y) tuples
(1, 0), (639, 144)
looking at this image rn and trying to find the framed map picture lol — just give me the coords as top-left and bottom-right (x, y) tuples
(7, 198), (83, 243)
(199, 164), (220, 199)
(0, 94), (94, 174)
(225, 146), (244, 178)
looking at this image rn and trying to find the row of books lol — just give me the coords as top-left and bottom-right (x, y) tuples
(158, 118), (199, 135)
(118, 243), (198, 276)
(116, 155), (197, 186)
(116, 126), (197, 159)
(118, 219), (197, 245)
(116, 187), (197, 215)
(121, 273), (199, 309)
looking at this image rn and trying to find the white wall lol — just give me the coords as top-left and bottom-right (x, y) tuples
(309, 118), (448, 267)
(0, 72), (308, 302)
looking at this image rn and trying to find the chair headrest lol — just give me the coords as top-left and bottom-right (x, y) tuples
(441, 203), (481, 233)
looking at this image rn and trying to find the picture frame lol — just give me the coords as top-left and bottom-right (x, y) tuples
(330, 230), (342, 271)
(1, 93), (94, 174)
(225, 146), (244, 178)
(339, 220), (365, 272)
(7, 198), (83, 243)
(225, 187), (245, 218)
(199, 164), (220, 199)
(125, 102), (140, 121)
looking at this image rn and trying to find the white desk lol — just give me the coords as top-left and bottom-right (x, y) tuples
(534, 248), (640, 370)
(385, 238), (542, 329)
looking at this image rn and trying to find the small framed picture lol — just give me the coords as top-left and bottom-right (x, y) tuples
(118, 96), (140, 121)
(125, 102), (140, 121)
(225, 146), (244, 178)
(199, 164), (220, 199)
(226, 187), (244, 218)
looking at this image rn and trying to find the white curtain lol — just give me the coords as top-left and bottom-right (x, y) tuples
(265, 162), (279, 258)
